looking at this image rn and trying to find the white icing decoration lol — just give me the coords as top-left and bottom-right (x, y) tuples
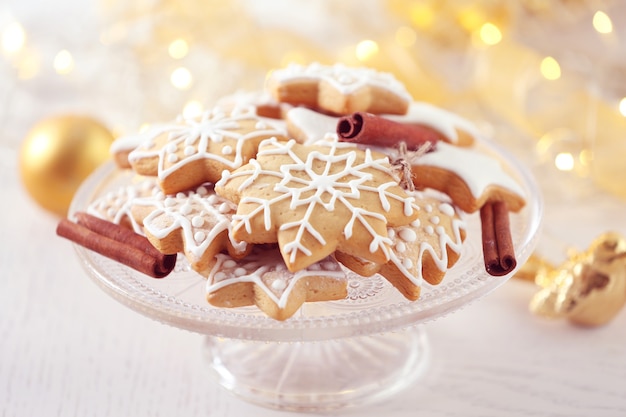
(128, 106), (286, 182)
(398, 228), (417, 242)
(271, 279), (287, 291)
(413, 142), (526, 200)
(191, 215), (204, 227)
(217, 137), (416, 267)
(269, 63), (412, 102)
(135, 184), (247, 261)
(385, 193), (467, 287)
(86, 178), (160, 234)
(206, 250), (346, 308)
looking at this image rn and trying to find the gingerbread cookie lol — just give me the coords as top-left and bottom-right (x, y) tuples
(410, 142), (526, 213)
(206, 247), (347, 320)
(337, 192), (466, 300)
(216, 137), (418, 272)
(87, 177), (161, 233)
(267, 63), (412, 115)
(128, 106), (288, 194)
(132, 183), (249, 274)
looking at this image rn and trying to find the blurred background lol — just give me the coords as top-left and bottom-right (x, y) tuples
(3, 2), (626, 415)
(3, 0), (626, 247)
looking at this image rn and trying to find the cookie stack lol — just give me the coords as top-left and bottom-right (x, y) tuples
(61, 63), (526, 320)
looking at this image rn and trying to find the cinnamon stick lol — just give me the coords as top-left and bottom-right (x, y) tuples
(337, 112), (440, 150)
(57, 213), (176, 278)
(480, 201), (517, 276)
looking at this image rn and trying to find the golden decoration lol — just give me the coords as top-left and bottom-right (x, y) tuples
(528, 232), (626, 327)
(19, 115), (114, 216)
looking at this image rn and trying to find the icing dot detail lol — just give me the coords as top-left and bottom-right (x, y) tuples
(218, 202), (231, 214)
(184, 146), (195, 156)
(194, 231), (206, 243)
(223, 260), (237, 269)
(271, 279), (287, 291)
(398, 228), (417, 242)
(439, 203), (455, 216)
(180, 203), (193, 215)
(191, 215), (204, 227)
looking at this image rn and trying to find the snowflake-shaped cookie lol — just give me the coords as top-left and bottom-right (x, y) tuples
(337, 192), (467, 300)
(206, 247), (347, 321)
(216, 137), (418, 272)
(132, 184), (249, 274)
(128, 106), (287, 194)
(267, 62), (412, 115)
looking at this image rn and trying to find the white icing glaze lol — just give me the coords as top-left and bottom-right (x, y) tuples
(128, 106), (287, 183)
(413, 142), (526, 200)
(269, 62), (412, 101)
(286, 107), (339, 144)
(206, 250), (345, 308)
(217, 137), (416, 268)
(385, 102), (481, 144)
(134, 184), (247, 262)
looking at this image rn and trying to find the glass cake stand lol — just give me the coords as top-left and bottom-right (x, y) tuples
(68, 138), (542, 412)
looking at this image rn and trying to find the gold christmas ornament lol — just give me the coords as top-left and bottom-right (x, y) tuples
(20, 115), (114, 216)
(528, 232), (626, 327)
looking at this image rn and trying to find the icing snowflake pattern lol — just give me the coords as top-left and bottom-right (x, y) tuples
(217, 137), (417, 272)
(128, 106), (286, 194)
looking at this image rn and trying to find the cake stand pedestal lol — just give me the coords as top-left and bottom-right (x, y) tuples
(203, 327), (428, 411)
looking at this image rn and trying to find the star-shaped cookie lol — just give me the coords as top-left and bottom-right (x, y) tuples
(206, 247), (347, 320)
(128, 106), (287, 194)
(132, 183), (250, 274)
(336, 192), (467, 300)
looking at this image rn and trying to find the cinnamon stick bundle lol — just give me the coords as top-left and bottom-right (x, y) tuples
(337, 112), (440, 150)
(480, 201), (517, 276)
(57, 212), (176, 278)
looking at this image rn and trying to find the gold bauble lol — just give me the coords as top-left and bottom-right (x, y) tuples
(20, 115), (114, 216)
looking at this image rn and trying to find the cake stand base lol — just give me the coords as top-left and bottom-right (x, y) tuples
(202, 325), (430, 412)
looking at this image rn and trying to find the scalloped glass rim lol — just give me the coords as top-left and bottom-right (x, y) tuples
(69, 138), (542, 342)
